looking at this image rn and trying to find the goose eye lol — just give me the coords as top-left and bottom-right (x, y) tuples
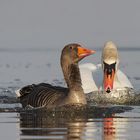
(70, 46), (73, 50)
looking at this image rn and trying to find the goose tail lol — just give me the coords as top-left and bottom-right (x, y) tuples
(15, 89), (21, 97)
(15, 84), (35, 98)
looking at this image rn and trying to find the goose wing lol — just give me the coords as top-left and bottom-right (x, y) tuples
(17, 83), (68, 108)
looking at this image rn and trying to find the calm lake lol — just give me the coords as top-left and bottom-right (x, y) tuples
(0, 47), (140, 140)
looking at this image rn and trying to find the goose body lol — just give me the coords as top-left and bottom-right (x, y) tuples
(16, 44), (95, 108)
(80, 41), (133, 94)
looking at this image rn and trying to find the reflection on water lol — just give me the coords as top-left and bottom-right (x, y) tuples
(18, 106), (140, 140)
(1, 110), (140, 140)
(20, 111), (86, 139)
(0, 48), (139, 140)
(103, 117), (140, 140)
(104, 118), (116, 140)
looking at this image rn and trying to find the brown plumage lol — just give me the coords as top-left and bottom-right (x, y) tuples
(16, 43), (95, 108)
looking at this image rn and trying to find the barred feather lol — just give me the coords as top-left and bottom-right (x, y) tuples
(18, 83), (68, 108)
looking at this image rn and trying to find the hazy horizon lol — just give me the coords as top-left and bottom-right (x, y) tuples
(1, 1), (140, 49)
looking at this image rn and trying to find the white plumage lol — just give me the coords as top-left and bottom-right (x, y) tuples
(80, 63), (133, 93)
(79, 41), (133, 94)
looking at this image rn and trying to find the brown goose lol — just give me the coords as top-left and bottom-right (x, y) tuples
(16, 44), (95, 108)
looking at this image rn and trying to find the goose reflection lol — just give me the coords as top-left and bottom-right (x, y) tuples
(19, 109), (88, 139)
(19, 106), (132, 140)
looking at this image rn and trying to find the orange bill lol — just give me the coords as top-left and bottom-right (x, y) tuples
(77, 46), (96, 59)
(104, 69), (115, 93)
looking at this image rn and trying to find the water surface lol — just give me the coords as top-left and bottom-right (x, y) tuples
(0, 48), (140, 140)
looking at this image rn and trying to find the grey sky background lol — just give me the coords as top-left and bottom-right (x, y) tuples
(0, 0), (140, 49)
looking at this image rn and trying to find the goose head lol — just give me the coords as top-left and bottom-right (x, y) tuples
(61, 43), (96, 88)
(61, 43), (95, 64)
(102, 41), (119, 93)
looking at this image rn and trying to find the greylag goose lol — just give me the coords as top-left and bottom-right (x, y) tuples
(16, 43), (95, 108)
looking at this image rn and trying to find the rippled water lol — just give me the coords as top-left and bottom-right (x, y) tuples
(0, 48), (140, 140)
(1, 106), (140, 140)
